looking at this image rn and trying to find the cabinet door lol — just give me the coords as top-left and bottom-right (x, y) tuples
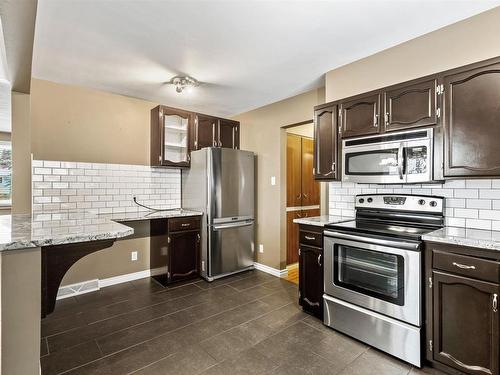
(218, 119), (239, 149)
(443, 59), (500, 177)
(286, 211), (300, 265)
(168, 231), (200, 283)
(194, 114), (217, 150)
(432, 271), (499, 375)
(383, 78), (437, 132)
(151, 106), (191, 167)
(286, 134), (302, 207)
(314, 105), (338, 180)
(299, 244), (323, 319)
(301, 137), (320, 206)
(341, 93), (381, 138)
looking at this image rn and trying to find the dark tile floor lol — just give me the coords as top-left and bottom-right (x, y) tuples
(40, 270), (446, 375)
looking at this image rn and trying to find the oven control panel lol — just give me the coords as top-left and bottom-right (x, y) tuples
(355, 194), (444, 213)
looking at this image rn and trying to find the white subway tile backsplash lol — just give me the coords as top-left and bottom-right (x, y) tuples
(329, 179), (500, 231)
(33, 160), (181, 213)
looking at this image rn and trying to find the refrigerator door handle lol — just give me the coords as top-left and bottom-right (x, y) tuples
(213, 221), (253, 230)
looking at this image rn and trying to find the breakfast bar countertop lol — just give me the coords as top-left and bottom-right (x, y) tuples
(0, 208), (203, 251)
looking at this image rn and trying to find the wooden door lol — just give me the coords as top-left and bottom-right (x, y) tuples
(299, 244), (323, 319)
(286, 211), (301, 265)
(301, 137), (320, 206)
(286, 134), (302, 207)
(314, 105), (338, 180)
(341, 93), (381, 138)
(443, 58), (500, 177)
(168, 230), (200, 283)
(218, 119), (239, 149)
(383, 78), (438, 132)
(194, 114), (217, 150)
(432, 271), (499, 375)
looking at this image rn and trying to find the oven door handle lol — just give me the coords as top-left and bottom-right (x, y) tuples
(324, 231), (420, 251)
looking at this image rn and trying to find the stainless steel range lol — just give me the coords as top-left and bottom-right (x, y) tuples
(323, 194), (444, 367)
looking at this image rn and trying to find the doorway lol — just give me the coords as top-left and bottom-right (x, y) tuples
(284, 123), (320, 283)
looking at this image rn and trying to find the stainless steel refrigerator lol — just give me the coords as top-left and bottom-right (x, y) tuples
(181, 147), (255, 281)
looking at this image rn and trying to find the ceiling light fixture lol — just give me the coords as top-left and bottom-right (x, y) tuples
(168, 76), (200, 93)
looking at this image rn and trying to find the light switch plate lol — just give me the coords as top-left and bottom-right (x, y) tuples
(259, 244), (264, 253)
(131, 251), (138, 261)
(271, 176), (276, 186)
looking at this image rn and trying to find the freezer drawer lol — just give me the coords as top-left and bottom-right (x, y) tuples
(208, 220), (254, 278)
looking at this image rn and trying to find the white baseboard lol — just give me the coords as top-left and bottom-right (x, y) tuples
(253, 262), (288, 278)
(56, 267), (167, 300)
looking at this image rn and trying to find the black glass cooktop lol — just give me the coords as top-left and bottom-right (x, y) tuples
(325, 220), (439, 241)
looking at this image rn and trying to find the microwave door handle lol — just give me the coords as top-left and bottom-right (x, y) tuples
(398, 143), (404, 180)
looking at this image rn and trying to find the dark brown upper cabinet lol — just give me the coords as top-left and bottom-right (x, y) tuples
(383, 78), (437, 132)
(432, 271), (499, 375)
(193, 114), (218, 150)
(442, 57), (500, 178)
(340, 93), (381, 138)
(151, 106), (192, 168)
(193, 115), (240, 151)
(313, 104), (339, 180)
(218, 119), (240, 149)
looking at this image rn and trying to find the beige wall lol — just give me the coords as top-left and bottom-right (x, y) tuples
(11, 91), (31, 214)
(233, 88), (325, 269)
(1, 248), (41, 374)
(31, 78), (157, 165)
(286, 123), (314, 138)
(326, 7), (500, 102)
(62, 237), (150, 286)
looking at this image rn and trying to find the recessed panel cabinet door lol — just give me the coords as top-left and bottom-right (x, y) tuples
(432, 271), (499, 375)
(314, 105), (338, 180)
(287, 134), (302, 207)
(341, 93), (380, 138)
(383, 78), (437, 132)
(169, 231), (200, 282)
(299, 244), (323, 319)
(218, 119), (239, 149)
(443, 60), (500, 177)
(194, 114), (216, 150)
(286, 211), (300, 265)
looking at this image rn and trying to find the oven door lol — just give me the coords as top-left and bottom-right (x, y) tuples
(324, 232), (421, 326)
(342, 140), (406, 184)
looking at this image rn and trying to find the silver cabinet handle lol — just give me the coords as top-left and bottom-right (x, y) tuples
(374, 114), (379, 127)
(385, 112), (389, 126)
(303, 193), (309, 198)
(296, 212), (302, 218)
(305, 236), (316, 241)
(494, 294), (498, 313)
(452, 262), (476, 270)
(181, 223), (191, 227)
(317, 254), (322, 266)
(296, 193), (301, 200)
(398, 143), (404, 180)
(331, 162), (336, 172)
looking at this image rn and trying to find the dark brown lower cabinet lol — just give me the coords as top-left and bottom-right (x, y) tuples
(151, 216), (201, 286)
(169, 230), (200, 282)
(298, 224), (323, 319)
(426, 242), (500, 375)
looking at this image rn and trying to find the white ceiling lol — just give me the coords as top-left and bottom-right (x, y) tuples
(32, 0), (500, 117)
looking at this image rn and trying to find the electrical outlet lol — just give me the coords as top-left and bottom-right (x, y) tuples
(131, 251), (138, 261)
(259, 244), (264, 253)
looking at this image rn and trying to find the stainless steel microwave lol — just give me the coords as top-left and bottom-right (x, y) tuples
(342, 128), (433, 184)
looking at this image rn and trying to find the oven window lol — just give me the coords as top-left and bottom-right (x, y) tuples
(345, 149), (400, 176)
(405, 146), (427, 175)
(334, 245), (404, 305)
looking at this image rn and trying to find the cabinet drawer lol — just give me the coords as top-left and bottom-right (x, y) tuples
(168, 217), (200, 232)
(433, 249), (500, 283)
(299, 230), (322, 248)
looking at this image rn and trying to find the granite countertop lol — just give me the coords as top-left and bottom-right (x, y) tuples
(292, 215), (353, 227)
(0, 208), (203, 252)
(423, 226), (500, 251)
